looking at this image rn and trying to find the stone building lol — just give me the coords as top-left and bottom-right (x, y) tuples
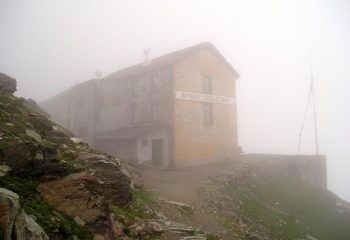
(41, 42), (240, 167)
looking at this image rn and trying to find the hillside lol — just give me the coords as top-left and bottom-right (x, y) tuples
(142, 158), (350, 240)
(1, 74), (350, 240)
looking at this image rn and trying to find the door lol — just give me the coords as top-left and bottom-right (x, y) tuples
(152, 139), (164, 166)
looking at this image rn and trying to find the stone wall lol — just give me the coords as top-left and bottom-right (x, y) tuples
(240, 154), (327, 189)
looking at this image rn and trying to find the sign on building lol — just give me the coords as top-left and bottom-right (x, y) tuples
(175, 90), (235, 105)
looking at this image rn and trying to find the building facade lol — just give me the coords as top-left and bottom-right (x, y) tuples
(41, 42), (240, 167)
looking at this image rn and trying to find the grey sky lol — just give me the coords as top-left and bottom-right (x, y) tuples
(0, 0), (349, 201)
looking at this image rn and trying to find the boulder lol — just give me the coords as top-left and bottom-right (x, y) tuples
(0, 188), (48, 240)
(75, 151), (132, 205)
(130, 220), (164, 238)
(0, 142), (38, 171)
(25, 129), (42, 143)
(0, 73), (16, 94)
(14, 210), (49, 240)
(70, 137), (84, 144)
(38, 172), (105, 224)
(0, 165), (11, 177)
(0, 188), (20, 240)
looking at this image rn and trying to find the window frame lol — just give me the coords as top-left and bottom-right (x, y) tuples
(202, 75), (212, 94)
(203, 103), (214, 126)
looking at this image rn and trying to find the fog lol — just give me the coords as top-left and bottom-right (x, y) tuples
(0, 0), (349, 201)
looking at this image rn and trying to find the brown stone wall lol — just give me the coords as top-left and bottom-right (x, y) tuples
(173, 48), (238, 166)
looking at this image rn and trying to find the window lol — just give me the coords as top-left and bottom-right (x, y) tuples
(77, 98), (84, 108)
(134, 77), (150, 96)
(141, 139), (148, 147)
(133, 105), (152, 124)
(202, 75), (212, 94)
(133, 108), (141, 124)
(203, 104), (213, 125)
(152, 104), (162, 122)
(67, 99), (71, 112)
(151, 73), (161, 92)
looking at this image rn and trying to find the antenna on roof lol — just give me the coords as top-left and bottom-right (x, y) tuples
(298, 46), (319, 155)
(95, 70), (102, 79)
(143, 47), (151, 65)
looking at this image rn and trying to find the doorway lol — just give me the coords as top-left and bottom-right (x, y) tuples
(152, 139), (164, 166)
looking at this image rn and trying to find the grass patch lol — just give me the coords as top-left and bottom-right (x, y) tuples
(228, 179), (350, 240)
(111, 188), (155, 224)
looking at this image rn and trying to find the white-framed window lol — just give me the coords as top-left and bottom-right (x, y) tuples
(202, 75), (212, 94)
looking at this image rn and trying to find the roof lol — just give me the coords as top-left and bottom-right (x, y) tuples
(94, 124), (170, 139)
(41, 42), (239, 103)
(103, 42), (239, 81)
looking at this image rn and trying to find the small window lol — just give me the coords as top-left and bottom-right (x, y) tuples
(67, 99), (71, 112)
(203, 104), (213, 125)
(77, 98), (84, 108)
(202, 75), (212, 94)
(141, 139), (148, 147)
(151, 73), (161, 92)
(152, 104), (162, 122)
(133, 108), (141, 124)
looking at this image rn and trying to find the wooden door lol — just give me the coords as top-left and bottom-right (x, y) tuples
(152, 139), (163, 166)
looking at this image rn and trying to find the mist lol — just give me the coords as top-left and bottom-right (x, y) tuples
(0, 0), (349, 202)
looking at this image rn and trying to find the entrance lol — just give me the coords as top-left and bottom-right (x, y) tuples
(152, 139), (163, 166)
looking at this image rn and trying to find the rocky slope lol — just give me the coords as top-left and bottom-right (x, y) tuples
(0, 74), (140, 240)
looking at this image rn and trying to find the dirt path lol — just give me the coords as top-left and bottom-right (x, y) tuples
(140, 160), (248, 237)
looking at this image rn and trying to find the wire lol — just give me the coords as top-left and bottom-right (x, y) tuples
(298, 90), (312, 152)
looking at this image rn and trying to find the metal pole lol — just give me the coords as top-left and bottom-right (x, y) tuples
(309, 48), (319, 155)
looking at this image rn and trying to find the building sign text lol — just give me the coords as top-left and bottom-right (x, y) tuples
(175, 90), (235, 105)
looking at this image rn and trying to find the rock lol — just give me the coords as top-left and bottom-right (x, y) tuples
(164, 200), (193, 209)
(70, 137), (84, 144)
(74, 215), (86, 226)
(25, 98), (50, 117)
(14, 210), (49, 240)
(34, 152), (44, 161)
(25, 129), (42, 143)
(113, 220), (125, 237)
(75, 152), (132, 205)
(27, 114), (53, 132)
(122, 163), (143, 188)
(0, 188), (48, 240)
(148, 221), (163, 233)
(0, 165), (11, 177)
(306, 234), (318, 240)
(38, 172), (104, 224)
(131, 220), (164, 237)
(179, 237), (206, 240)
(0, 73), (17, 94)
(1, 142), (38, 171)
(93, 234), (105, 240)
(0, 188), (20, 240)
(44, 130), (70, 144)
